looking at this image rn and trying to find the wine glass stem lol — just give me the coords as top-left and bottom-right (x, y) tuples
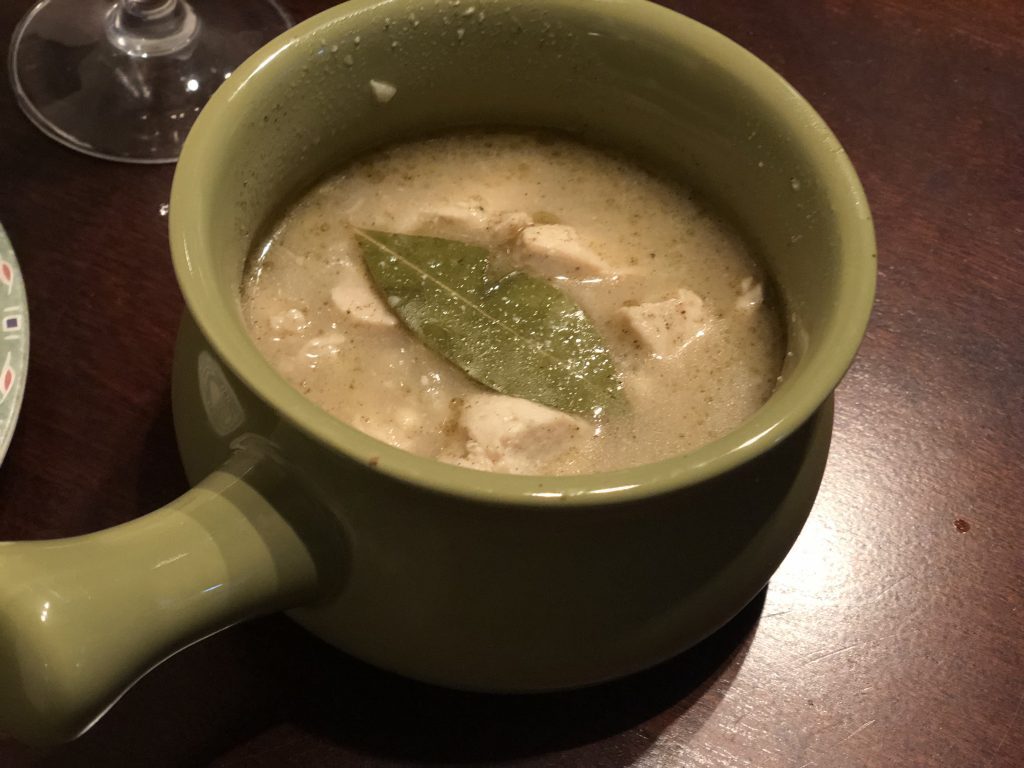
(107, 0), (199, 57)
(124, 0), (179, 17)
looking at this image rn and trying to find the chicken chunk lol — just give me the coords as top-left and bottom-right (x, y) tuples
(330, 265), (398, 328)
(735, 276), (764, 310)
(452, 393), (588, 474)
(411, 203), (532, 244)
(358, 406), (428, 453)
(414, 203), (488, 234)
(269, 307), (309, 334)
(513, 224), (614, 279)
(618, 288), (708, 357)
(299, 333), (347, 363)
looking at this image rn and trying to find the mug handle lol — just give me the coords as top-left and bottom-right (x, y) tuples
(0, 447), (338, 745)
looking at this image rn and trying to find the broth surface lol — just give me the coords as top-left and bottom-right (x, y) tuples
(242, 132), (784, 474)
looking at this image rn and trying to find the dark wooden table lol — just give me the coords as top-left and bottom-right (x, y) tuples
(1, 0), (1021, 765)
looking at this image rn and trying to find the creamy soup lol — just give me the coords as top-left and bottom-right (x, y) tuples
(241, 132), (784, 475)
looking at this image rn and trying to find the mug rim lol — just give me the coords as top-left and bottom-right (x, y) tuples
(169, 0), (875, 507)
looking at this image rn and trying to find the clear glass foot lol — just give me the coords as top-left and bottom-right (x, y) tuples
(8, 0), (292, 164)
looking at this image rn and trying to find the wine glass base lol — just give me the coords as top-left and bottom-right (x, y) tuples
(8, 0), (292, 164)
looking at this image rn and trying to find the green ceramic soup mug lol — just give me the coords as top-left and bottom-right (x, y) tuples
(0, 0), (875, 746)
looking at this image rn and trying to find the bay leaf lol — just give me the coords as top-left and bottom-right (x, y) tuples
(353, 228), (622, 417)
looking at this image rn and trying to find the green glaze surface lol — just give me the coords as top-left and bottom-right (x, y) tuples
(174, 314), (835, 691)
(167, 0), (870, 689)
(0, 0), (875, 745)
(0, 450), (333, 744)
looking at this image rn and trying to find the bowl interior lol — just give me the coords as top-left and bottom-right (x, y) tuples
(170, 0), (875, 504)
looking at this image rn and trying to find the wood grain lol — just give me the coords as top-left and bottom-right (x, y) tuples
(1, 1), (1021, 766)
